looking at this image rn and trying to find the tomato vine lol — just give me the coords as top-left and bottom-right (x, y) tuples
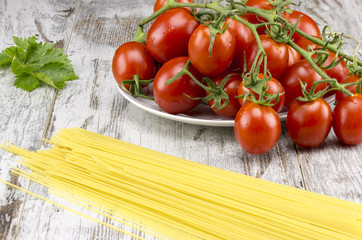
(129, 0), (361, 105)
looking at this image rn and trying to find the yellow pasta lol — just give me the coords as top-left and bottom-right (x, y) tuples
(1, 127), (361, 239)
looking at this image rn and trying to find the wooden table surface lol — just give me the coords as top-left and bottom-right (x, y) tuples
(0, 0), (361, 239)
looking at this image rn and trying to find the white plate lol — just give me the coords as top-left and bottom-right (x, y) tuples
(116, 82), (333, 127)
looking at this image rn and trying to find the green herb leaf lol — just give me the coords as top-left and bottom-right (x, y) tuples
(0, 52), (12, 67)
(11, 58), (34, 75)
(0, 36), (78, 91)
(35, 62), (78, 90)
(0, 46), (18, 67)
(14, 74), (39, 91)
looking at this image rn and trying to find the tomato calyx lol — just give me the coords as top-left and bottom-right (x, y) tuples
(196, 12), (233, 57)
(120, 75), (154, 100)
(132, 26), (147, 45)
(347, 56), (362, 77)
(208, 24), (229, 56)
(165, 59), (237, 111)
(239, 52), (284, 107)
(296, 79), (329, 102)
(239, 70), (283, 107)
(202, 74), (236, 110)
(164, 59), (208, 93)
(296, 78), (360, 103)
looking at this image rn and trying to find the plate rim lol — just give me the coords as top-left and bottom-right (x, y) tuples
(115, 80), (334, 127)
(117, 85), (235, 127)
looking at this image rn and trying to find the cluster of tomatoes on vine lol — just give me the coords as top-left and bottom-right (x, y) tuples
(112, 0), (362, 155)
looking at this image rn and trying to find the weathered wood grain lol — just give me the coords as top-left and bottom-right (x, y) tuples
(0, 0), (361, 239)
(0, 1), (77, 239)
(15, 1), (160, 239)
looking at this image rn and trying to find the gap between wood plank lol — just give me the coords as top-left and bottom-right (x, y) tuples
(12, 1), (83, 239)
(294, 144), (309, 191)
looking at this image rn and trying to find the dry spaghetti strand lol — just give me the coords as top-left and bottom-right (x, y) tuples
(1, 127), (361, 240)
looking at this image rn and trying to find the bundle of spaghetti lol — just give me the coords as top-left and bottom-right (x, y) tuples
(1, 127), (361, 240)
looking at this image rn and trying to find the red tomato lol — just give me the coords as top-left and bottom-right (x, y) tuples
(244, 0), (290, 34)
(280, 60), (328, 108)
(236, 81), (252, 106)
(333, 94), (362, 145)
(287, 10), (321, 43)
(287, 45), (301, 67)
(335, 75), (360, 104)
(188, 24), (236, 77)
(112, 41), (157, 89)
(295, 36), (320, 50)
(146, 8), (199, 63)
(287, 98), (332, 148)
(223, 18), (255, 71)
(153, 57), (205, 114)
(153, 0), (195, 13)
(207, 73), (242, 117)
(262, 76), (286, 112)
(295, 37), (349, 84)
(319, 52), (349, 84)
(241, 35), (289, 79)
(237, 74), (285, 113)
(234, 102), (281, 155)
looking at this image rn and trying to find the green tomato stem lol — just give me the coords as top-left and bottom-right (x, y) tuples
(287, 40), (354, 99)
(294, 30), (362, 66)
(138, 2), (222, 27)
(131, 0), (361, 104)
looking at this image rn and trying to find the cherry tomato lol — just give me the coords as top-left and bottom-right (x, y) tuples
(287, 98), (332, 148)
(153, 0), (195, 13)
(280, 60), (328, 108)
(234, 102), (281, 155)
(335, 75), (360, 104)
(236, 81), (252, 106)
(112, 41), (157, 89)
(295, 36), (319, 50)
(322, 54), (349, 85)
(237, 74), (285, 113)
(153, 57), (205, 114)
(241, 34), (289, 79)
(244, 0), (290, 34)
(287, 45), (301, 68)
(188, 24), (236, 77)
(146, 8), (199, 63)
(287, 10), (321, 43)
(261, 76), (286, 113)
(207, 73), (242, 117)
(295, 37), (349, 84)
(223, 18), (255, 71)
(333, 94), (362, 145)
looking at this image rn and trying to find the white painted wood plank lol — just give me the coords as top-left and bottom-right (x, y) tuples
(292, 0), (362, 203)
(0, 0), (77, 239)
(15, 1), (162, 239)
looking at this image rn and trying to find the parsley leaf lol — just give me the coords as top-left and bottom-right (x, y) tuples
(14, 74), (39, 91)
(0, 36), (78, 91)
(0, 47), (17, 66)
